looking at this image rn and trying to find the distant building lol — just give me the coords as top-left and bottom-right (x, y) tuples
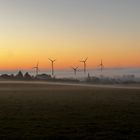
(36, 74), (51, 80)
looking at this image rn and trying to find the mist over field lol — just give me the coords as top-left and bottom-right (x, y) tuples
(1, 68), (140, 79)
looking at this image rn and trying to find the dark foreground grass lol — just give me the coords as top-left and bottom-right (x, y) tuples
(0, 82), (140, 139)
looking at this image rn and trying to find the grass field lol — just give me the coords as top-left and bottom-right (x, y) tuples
(0, 81), (140, 139)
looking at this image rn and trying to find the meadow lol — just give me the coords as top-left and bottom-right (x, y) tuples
(0, 81), (140, 139)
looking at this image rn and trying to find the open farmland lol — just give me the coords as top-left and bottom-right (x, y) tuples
(0, 81), (140, 139)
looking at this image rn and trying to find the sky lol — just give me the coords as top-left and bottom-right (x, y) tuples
(0, 0), (140, 70)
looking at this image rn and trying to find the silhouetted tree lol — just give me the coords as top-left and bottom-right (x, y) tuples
(10, 74), (14, 78)
(24, 72), (32, 80)
(0, 74), (11, 79)
(16, 71), (24, 79)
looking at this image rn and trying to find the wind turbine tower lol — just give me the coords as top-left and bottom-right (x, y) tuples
(33, 62), (39, 77)
(80, 57), (88, 74)
(99, 59), (104, 72)
(48, 58), (56, 76)
(72, 66), (79, 76)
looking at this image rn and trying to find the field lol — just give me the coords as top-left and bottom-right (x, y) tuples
(0, 81), (140, 139)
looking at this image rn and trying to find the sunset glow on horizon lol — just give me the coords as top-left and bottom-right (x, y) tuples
(0, 0), (140, 70)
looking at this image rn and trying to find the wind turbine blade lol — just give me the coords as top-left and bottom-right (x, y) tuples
(48, 58), (52, 61)
(71, 67), (74, 70)
(75, 66), (79, 70)
(80, 58), (84, 62)
(85, 57), (88, 61)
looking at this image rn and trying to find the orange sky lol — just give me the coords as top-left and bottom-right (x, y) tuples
(0, 36), (139, 70)
(0, 0), (140, 70)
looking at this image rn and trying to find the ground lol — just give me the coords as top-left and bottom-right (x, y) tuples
(0, 81), (140, 139)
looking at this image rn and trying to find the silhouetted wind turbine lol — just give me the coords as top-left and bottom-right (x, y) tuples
(48, 58), (56, 76)
(80, 57), (88, 74)
(71, 66), (79, 76)
(33, 62), (39, 77)
(99, 59), (104, 72)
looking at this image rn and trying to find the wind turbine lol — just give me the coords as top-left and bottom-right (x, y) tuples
(99, 59), (104, 72)
(33, 62), (39, 77)
(80, 57), (88, 74)
(71, 66), (79, 76)
(48, 58), (56, 76)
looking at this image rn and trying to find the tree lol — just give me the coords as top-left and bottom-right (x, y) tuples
(24, 72), (32, 80)
(16, 71), (24, 79)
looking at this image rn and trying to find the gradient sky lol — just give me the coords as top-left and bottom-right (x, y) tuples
(0, 0), (140, 70)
